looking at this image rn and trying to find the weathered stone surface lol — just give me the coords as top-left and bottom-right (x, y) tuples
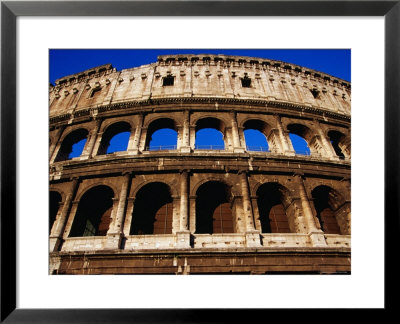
(49, 54), (351, 274)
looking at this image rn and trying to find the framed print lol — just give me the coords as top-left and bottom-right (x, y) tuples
(1, 0), (398, 322)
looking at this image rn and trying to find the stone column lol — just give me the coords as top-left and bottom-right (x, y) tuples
(61, 200), (80, 241)
(189, 125), (196, 150)
(179, 170), (189, 231)
(275, 115), (295, 155)
(230, 112), (244, 153)
(142, 66), (156, 99)
(128, 114), (144, 154)
(171, 195), (181, 233)
(267, 128), (284, 153)
(49, 126), (65, 160)
(294, 173), (327, 246)
(122, 197), (135, 237)
(180, 110), (191, 153)
(239, 172), (261, 247)
(102, 75), (120, 105)
(49, 141), (63, 163)
(138, 127), (148, 151)
(49, 178), (79, 252)
(184, 66), (192, 97)
(189, 195), (197, 234)
(105, 172), (131, 249)
(314, 120), (337, 159)
(81, 119), (102, 159)
(238, 126), (247, 151)
(251, 196), (262, 231)
(222, 68), (234, 97)
(335, 202), (351, 235)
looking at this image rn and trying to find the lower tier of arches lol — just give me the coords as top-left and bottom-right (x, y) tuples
(49, 170), (351, 253)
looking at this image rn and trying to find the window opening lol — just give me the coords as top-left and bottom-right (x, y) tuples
(241, 76), (251, 88)
(196, 181), (233, 234)
(69, 139), (86, 159)
(106, 132), (130, 154)
(55, 129), (88, 162)
(148, 129), (178, 151)
(130, 182), (173, 235)
(257, 183), (290, 233)
(49, 191), (62, 233)
(289, 133), (310, 155)
(310, 88), (320, 99)
(311, 186), (341, 234)
(98, 122), (131, 155)
(195, 118), (225, 150)
(244, 129), (269, 152)
(195, 128), (224, 150)
(90, 87), (102, 98)
(69, 186), (114, 237)
(328, 130), (346, 159)
(146, 118), (178, 151)
(163, 75), (174, 86)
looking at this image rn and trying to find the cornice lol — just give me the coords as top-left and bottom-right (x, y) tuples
(49, 97), (351, 126)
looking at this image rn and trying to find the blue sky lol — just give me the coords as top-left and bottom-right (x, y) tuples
(51, 49), (349, 157)
(50, 49), (350, 85)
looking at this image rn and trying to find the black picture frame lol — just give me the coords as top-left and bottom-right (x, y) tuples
(1, 0), (398, 322)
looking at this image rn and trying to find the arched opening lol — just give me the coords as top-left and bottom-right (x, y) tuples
(97, 122), (131, 155)
(311, 186), (341, 234)
(328, 130), (347, 159)
(55, 129), (88, 161)
(287, 124), (311, 155)
(145, 118), (178, 151)
(69, 185), (114, 237)
(243, 120), (270, 152)
(195, 118), (225, 150)
(195, 181), (233, 234)
(49, 191), (62, 233)
(256, 183), (291, 233)
(149, 129), (178, 151)
(130, 182), (173, 235)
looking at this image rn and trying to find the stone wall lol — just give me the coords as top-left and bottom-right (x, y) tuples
(49, 54), (351, 274)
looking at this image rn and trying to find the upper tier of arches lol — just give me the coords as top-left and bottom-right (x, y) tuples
(50, 113), (350, 163)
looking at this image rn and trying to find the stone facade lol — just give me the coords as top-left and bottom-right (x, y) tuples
(49, 54), (351, 274)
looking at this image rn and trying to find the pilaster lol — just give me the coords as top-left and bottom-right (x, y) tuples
(275, 115), (295, 156)
(180, 110), (191, 152)
(294, 173), (327, 247)
(82, 119), (102, 159)
(49, 178), (79, 252)
(105, 172), (131, 249)
(129, 114), (144, 154)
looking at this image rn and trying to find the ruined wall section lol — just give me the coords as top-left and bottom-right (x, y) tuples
(50, 55), (351, 118)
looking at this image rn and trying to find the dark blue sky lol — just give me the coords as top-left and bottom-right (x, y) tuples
(49, 49), (350, 85)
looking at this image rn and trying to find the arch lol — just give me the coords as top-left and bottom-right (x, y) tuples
(69, 185), (114, 237)
(195, 117), (226, 150)
(130, 182), (173, 235)
(256, 182), (292, 233)
(75, 181), (119, 202)
(49, 191), (62, 233)
(327, 130), (349, 159)
(195, 181), (234, 234)
(243, 119), (271, 152)
(54, 128), (88, 162)
(145, 118), (178, 151)
(191, 176), (237, 197)
(97, 121), (131, 155)
(311, 185), (342, 234)
(287, 124), (312, 155)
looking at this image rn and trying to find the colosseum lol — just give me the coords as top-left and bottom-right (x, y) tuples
(49, 54), (351, 275)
